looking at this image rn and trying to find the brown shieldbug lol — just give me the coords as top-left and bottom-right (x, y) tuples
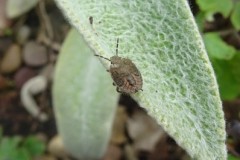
(95, 38), (143, 94)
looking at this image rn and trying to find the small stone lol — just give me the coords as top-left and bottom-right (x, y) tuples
(16, 25), (31, 45)
(14, 67), (37, 89)
(0, 44), (21, 73)
(48, 135), (68, 159)
(23, 41), (48, 66)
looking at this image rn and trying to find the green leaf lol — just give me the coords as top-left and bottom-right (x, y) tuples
(13, 148), (31, 160)
(0, 148), (31, 160)
(196, 0), (233, 18)
(231, 2), (240, 30)
(228, 154), (240, 160)
(195, 11), (206, 32)
(211, 53), (240, 100)
(54, 0), (226, 159)
(203, 32), (236, 60)
(22, 136), (45, 156)
(53, 29), (119, 159)
(0, 136), (24, 160)
(0, 136), (21, 151)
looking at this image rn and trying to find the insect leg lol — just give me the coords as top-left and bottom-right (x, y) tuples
(137, 89), (143, 92)
(116, 87), (121, 93)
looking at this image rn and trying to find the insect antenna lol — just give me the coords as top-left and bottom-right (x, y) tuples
(94, 54), (111, 61)
(116, 38), (119, 56)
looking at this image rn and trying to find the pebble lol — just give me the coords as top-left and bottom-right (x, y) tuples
(23, 41), (48, 66)
(14, 67), (37, 89)
(48, 135), (68, 158)
(0, 44), (21, 73)
(16, 25), (31, 45)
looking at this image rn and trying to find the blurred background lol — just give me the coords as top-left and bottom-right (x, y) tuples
(0, 0), (239, 159)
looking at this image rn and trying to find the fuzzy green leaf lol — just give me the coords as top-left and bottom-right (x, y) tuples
(231, 2), (240, 30)
(53, 29), (119, 159)
(203, 32), (236, 60)
(54, 0), (226, 159)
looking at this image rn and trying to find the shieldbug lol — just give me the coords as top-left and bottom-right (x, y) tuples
(95, 38), (143, 94)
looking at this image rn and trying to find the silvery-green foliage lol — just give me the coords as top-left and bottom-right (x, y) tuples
(53, 29), (119, 159)
(54, 0), (226, 159)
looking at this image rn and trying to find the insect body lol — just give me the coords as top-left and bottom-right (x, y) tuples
(95, 39), (143, 94)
